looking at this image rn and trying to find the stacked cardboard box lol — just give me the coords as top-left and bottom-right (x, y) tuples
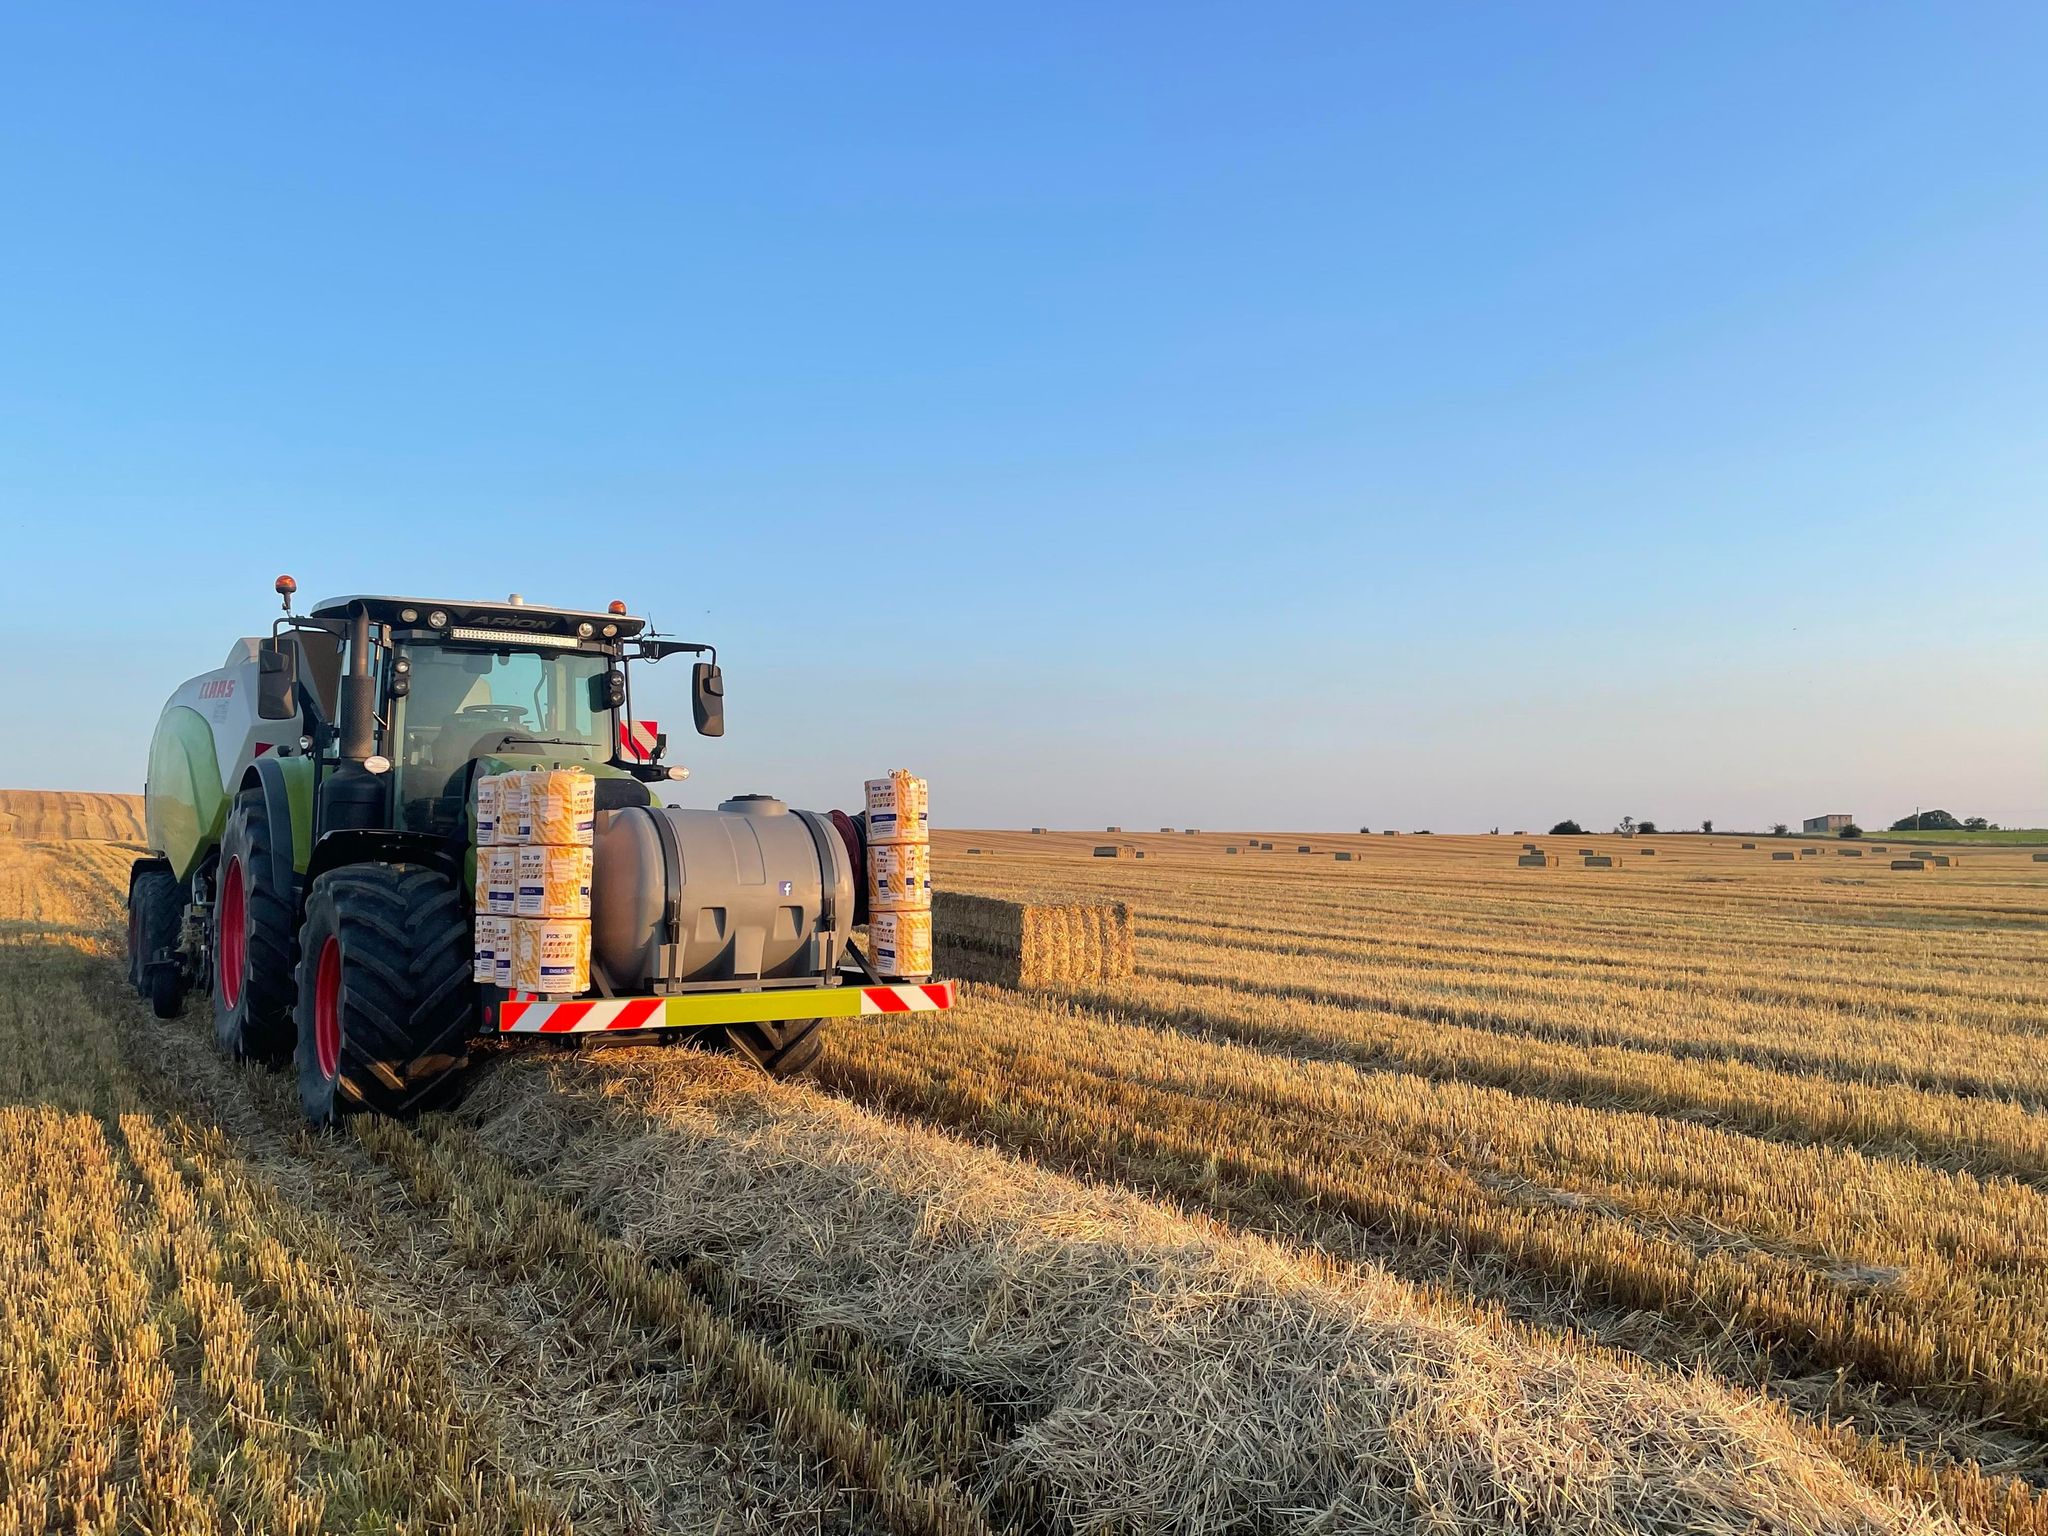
(866, 770), (931, 978)
(474, 768), (594, 995)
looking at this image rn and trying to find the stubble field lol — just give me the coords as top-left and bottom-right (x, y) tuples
(5, 792), (2046, 1536)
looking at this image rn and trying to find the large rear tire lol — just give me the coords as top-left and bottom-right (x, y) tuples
(706, 1018), (827, 1080)
(294, 864), (475, 1127)
(213, 788), (298, 1065)
(126, 868), (186, 1018)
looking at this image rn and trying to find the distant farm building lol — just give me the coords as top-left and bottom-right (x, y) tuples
(1803, 813), (1854, 834)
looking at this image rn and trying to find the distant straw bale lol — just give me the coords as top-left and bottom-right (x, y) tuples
(1092, 846), (1127, 859)
(1892, 859), (1927, 870)
(1583, 855), (1615, 868)
(1772, 852), (1795, 861)
(934, 890), (1134, 988)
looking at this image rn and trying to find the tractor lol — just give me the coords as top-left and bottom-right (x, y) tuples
(127, 579), (948, 1125)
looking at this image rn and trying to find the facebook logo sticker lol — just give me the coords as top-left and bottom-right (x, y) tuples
(779, 880), (793, 896)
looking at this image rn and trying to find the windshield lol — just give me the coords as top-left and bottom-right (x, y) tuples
(391, 645), (612, 829)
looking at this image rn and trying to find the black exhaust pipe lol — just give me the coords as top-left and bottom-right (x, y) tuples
(339, 605), (377, 763)
(325, 603), (387, 832)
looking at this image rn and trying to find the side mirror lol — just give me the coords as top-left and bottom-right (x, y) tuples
(256, 640), (298, 720)
(691, 661), (724, 737)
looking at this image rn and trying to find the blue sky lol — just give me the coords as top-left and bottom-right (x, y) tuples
(2, 3), (2042, 831)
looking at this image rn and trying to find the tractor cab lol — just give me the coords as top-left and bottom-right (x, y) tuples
(262, 589), (721, 845)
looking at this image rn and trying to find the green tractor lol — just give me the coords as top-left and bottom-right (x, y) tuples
(129, 579), (947, 1125)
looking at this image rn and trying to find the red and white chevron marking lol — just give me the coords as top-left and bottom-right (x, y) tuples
(855, 982), (952, 1014)
(497, 980), (953, 1034)
(618, 718), (660, 762)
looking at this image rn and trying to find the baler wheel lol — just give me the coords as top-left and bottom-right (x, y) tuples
(293, 864), (474, 1128)
(213, 788), (298, 1065)
(709, 1017), (827, 1080)
(127, 869), (186, 1018)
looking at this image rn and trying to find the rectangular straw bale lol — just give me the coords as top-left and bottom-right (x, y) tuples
(1516, 854), (1555, 867)
(1742, 843), (1756, 849)
(933, 891), (1134, 988)
(1772, 851), (1795, 860)
(1583, 855), (1615, 868)
(1892, 859), (1927, 870)
(2034, 853), (2048, 862)
(1297, 844), (1312, 853)
(1333, 851), (1354, 861)
(1030, 827), (1047, 834)
(1929, 854), (1952, 867)
(1092, 845), (1125, 858)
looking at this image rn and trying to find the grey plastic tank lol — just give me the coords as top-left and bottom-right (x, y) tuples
(590, 795), (856, 989)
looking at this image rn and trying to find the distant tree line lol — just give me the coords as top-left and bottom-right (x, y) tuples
(1889, 810), (1997, 832)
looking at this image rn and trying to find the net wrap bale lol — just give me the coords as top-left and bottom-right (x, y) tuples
(934, 891), (1134, 989)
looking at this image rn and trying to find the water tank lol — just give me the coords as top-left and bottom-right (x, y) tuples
(590, 798), (856, 989)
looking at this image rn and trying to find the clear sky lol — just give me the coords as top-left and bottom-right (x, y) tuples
(2, 3), (2042, 833)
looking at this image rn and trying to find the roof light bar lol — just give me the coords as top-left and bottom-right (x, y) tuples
(447, 626), (585, 648)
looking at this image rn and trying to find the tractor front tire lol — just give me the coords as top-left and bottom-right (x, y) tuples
(294, 865), (474, 1128)
(127, 868), (186, 1018)
(213, 788), (298, 1065)
(708, 1018), (827, 1080)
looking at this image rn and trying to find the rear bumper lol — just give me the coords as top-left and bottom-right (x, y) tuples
(494, 979), (953, 1035)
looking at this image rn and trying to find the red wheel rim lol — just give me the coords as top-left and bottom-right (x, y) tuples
(219, 857), (247, 1008)
(314, 935), (342, 1079)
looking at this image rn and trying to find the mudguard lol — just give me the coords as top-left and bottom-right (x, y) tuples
(244, 753), (315, 901)
(304, 828), (460, 891)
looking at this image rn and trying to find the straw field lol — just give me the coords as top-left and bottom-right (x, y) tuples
(4, 795), (2046, 1535)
